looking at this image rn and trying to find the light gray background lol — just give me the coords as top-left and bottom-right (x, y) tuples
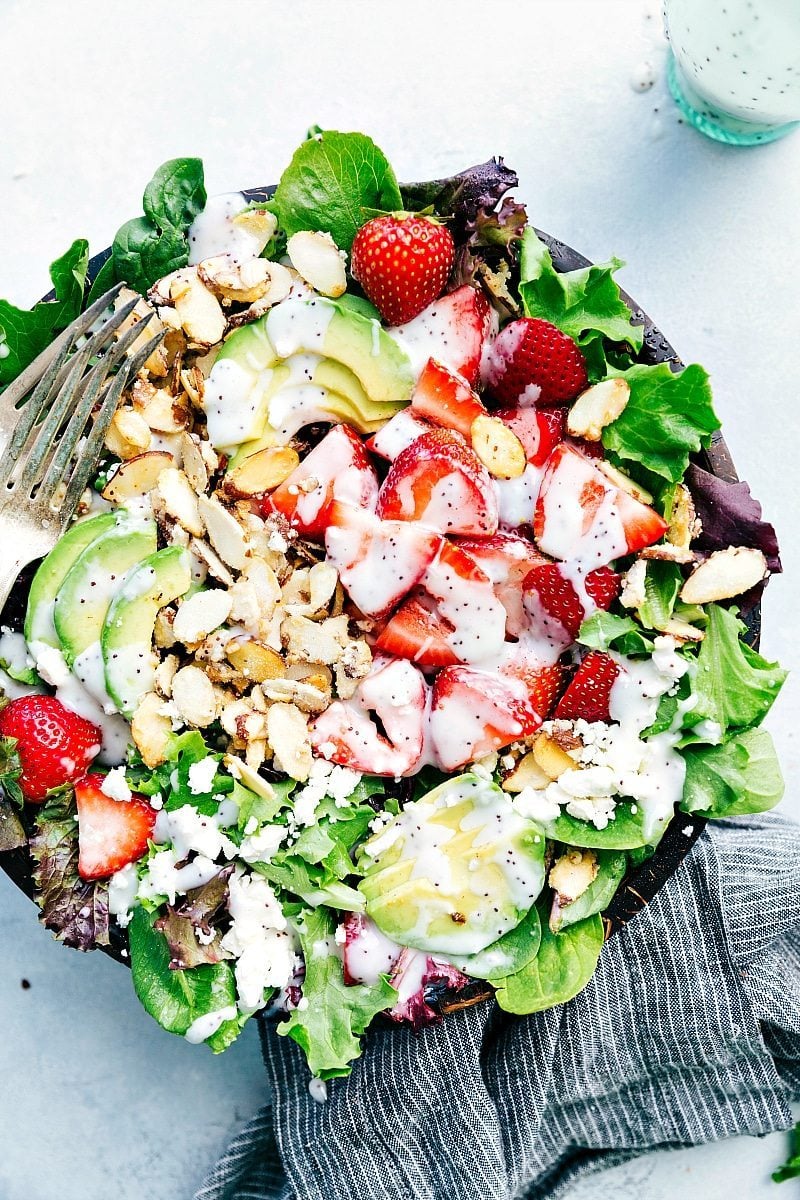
(0, 1), (798, 1197)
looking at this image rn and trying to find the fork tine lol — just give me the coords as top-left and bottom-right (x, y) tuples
(60, 362), (136, 516)
(125, 325), (167, 378)
(0, 335), (77, 488)
(41, 293), (142, 409)
(0, 281), (125, 412)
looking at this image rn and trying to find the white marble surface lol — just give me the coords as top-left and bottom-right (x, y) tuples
(0, 1), (798, 1196)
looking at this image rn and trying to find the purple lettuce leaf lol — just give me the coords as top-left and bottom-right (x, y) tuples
(685, 463), (781, 573)
(155, 865), (234, 969)
(29, 790), (109, 951)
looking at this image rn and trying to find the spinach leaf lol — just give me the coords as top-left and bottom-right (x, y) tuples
(29, 789), (109, 950)
(0, 239), (89, 386)
(578, 611), (654, 656)
(683, 604), (786, 739)
(492, 909), (604, 1014)
(543, 801), (668, 851)
(550, 849), (627, 932)
(129, 906), (238, 1040)
(278, 906), (396, 1078)
(681, 728), (784, 819)
(773, 1121), (800, 1183)
(602, 362), (720, 484)
(272, 130), (402, 252)
(518, 227), (642, 371)
(449, 904), (541, 981)
(637, 561), (683, 631)
(143, 158), (206, 232)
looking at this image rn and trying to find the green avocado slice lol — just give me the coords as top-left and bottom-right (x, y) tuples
(102, 547), (192, 716)
(24, 511), (117, 651)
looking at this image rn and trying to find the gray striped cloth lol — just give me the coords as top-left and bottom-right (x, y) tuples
(194, 813), (800, 1200)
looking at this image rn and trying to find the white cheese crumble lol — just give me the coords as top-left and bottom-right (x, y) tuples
(188, 756), (219, 796)
(100, 767), (132, 803)
(238, 824), (285, 865)
(291, 758), (362, 827)
(220, 870), (293, 1012)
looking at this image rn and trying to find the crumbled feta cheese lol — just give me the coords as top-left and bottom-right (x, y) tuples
(150, 792), (164, 811)
(220, 870), (293, 1012)
(513, 786), (561, 824)
(30, 642), (71, 687)
(108, 862), (139, 927)
(100, 767), (132, 803)
(267, 530), (288, 553)
(238, 824), (285, 865)
(154, 805), (238, 863)
(291, 757), (362, 826)
(334, 923), (347, 945)
(564, 795), (618, 829)
(188, 756), (218, 795)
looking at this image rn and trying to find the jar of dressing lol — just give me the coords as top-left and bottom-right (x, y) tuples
(663, 0), (800, 144)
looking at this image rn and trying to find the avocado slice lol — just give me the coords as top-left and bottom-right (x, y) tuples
(102, 547), (191, 716)
(53, 519), (158, 666)
(24, 511), (117, 651)
(357, 774), (547, 957)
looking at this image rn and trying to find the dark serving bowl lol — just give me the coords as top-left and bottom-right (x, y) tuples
(0, 191), (757, 992)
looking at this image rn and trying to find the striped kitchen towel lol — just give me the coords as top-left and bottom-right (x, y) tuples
(194, 812), (800, 1200)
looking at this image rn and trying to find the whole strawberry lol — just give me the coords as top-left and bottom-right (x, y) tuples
(351, 213), (454, 325)
(484, 317), (588, 407)
(0, 695), (101, 802)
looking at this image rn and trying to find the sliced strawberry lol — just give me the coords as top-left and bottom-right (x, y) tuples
(75, 773), (156, 881)
(585, 564), (622, 609)
(410, 358), (487, 438)
(455, 532), (547, 639)
(522, 562), (621, 640)
(375, 428), (498, 538)
(534, 444), (667, 567)
(553, 651), (619, 723)
(311, 657), (428, 776)
(483, 318), (588, 408)
(527, 663), (567, 718)
(495, 407), (565, 467)
(429, 666), (543, 771)
(268, 424), (378, 540)
(374, 594), (460, 668)
(495, 648), (566, 720)
(324, 503), (442, 618)
(564, 434), (604, 460)
(366, 409), (432, 462)
(420, 540), (507, 664)
(388, 286), (492, 386)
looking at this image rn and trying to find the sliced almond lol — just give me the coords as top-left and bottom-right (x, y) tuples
(224, 753), (276, 800)
(180, 433), (210, 493)
(198, 253), (273, 304)
(173, 589), (233, 645)
(667, 483), (701, 550)
(532, 732), (576, 781)
(105, 408), (152, 460)
(662, 616), (705, 643)
(567, 379), (630, 441)
(102, 451), (174, 503)
(286, 231), (347, 298)
(225, 638), (286, 683)
(230, 207), (278, 255)
(640, 542), (696, 564)
(679, 546), (768, 605)
(133, 386), (190, 434)
(549, 849), (599, 903)
(197, 494), (247, 570)
(180, 365), (205, 407)
(266, 702), (312, 781)
(287, 662), (333, 692)
(308, 562), (339, 612)
(157, 467), (204, 536)
(259, 676), (329, 713)
(154, 654), (179, 699)
(190, 538), (234, 587)
(470, 415), (526, 480)
(333, 641), (372, 700)
(169, 269), (226, 348)
(501, 751), (552, 793)
(283, 613), (349, 666)
(171, 665), (219, 727)
(113, 289), (169, 377)
(131, 692), (173, 768)
(225, 446), (300, 497)
(596, 460), (653, 505)
(154, 608), (177, 649)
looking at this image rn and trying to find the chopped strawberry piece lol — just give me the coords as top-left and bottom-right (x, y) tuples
(311, 657), (429, 776)
(388, 286), (492, 386)
(75, 773), (156, 881)
(534, 444), (667, 566)
(324, 503), (442, 618)
(366, 409), (432, 462)
(375, 428), (498, 538)
(585, 564), (622, 609)
(527, 663), (567, 718)
(564, 434), (604, 460)
(553, 651), (620, 723)
(410, 358), (487, 438)
(429, 666), (542, 771)
(455, 531), (547, 639)
(0, 695), (101, 803)
(351, 213), (454, 326)
(374, 594), (460, 668)
(523, 562), (621, 640)
(483, 318), (588, 408)
(495, 407), (565, 467)
(268, 424), (378, 540)
(420, 541), (507, 664)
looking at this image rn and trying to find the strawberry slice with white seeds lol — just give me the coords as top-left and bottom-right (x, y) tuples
(410, 358), (487, 438)
(553, 651), (620, 723)
(311, 657), (429, 776)
(75, 774), (156, 881)
(324, 503), (442, 618)
(428, 666), (542, 771)
(375, 428), (499, 537)
(269, 423), (379, 540)
(366, 409), (433, 462)
(523, 561), (621, 640)
(534, 444), (667, 567)
(455, 532), (547, 639)
(374, 594), (460, 669)
(496, 406), (565, 467)
(482, 317), (588, 407)
(388, 286), (493, 386)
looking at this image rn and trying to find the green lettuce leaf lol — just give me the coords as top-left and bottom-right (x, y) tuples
(272, 130), (402, 253)
(254, 857), (365, 912)
(0, 239), (89, 386)
(578, 611), (654, 656)
(29, 789), (109, 950)
(127, 730), (232, 815)
(680, 728), (784, 818)
(602, 362), (720, 483)
(637, 561), (683, 631)
(278, 906), (396, 1078)
(773, 1121), (800, 1183)
(549, 849), (627, 932)
(492, 908), (604, 1014)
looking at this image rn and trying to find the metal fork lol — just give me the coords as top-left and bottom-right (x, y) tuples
(0, 282), (166, 613)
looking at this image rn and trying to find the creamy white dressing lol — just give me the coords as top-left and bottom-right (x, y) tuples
(536, 449), (629, 568)
(188, 192), (259, 265)
(184, 1006), (239, 1044)
(369, 409), (431, 461)
(73, 641), (118, 713)
(0, 628), (35, 678)
(220, 869), (293, 1013)
(427, 673), (530, 772)
(494, 463), (543, 529)
(267, 384), (338, 443)
(343, 915), (401, 984)
(266, 297), (335, 360)
(203, 357), (274, 450)
(423, 545), (506, 665)
(324, 510), (438, 618)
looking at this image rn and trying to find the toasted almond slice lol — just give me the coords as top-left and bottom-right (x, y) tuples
(662, 616), (705, 643)
(169, 269), (226, 348)
(225, 446), (300, 498)
(596, 460), (654, 505)
(105, 408), (152, 460)
(287, 662), (333, 692)
(154, 655), (179, 699)
(267, 702), (312, 781)
(173, 589), (233, 645)
(532, 732), (575, 781)
(667, 482), (701, 550)
(680, 546), (768, 605)
(171, 665), (219, 727)
(190, 538), (234, 587)
(134, 386), (190, 434)
(501, 751), (552, 793)
(286, 231), (347, 298)
(197, 494), (247, 570)
(640, 542), (696, 564)
(567, 379), (630, 441)
(157, 467), (204, 536)
(180, 433), (210, 493)
(198, 254), (273, 304)
(225, 637), (286, 683)
(113, 289), (169, 377)
(224, 753), (276, 800)
(230, 207), (278, 255)
(102, 451), (174, 503)
(308, 562), (339, 612)
(259, 676), (329, 713)
(549, 849), (599, 903)
(131, 692), (173, 768)
(470, 414), (526, 480)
